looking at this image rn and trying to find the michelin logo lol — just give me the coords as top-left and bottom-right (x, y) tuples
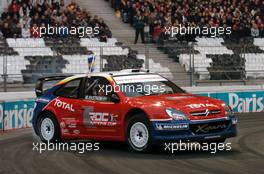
(229, 93), (264, 113)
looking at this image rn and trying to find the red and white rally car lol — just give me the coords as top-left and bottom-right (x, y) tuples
(33, 69), (237, 152)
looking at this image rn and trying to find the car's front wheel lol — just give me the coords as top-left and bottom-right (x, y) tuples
(37, 112), (60, 143)
(127, 114), (153, 152)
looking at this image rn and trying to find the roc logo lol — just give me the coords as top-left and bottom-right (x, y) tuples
(82, 106), (118, 127)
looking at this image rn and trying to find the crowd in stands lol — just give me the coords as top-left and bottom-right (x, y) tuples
(0, 0), (112, 39)
(117, 0), (264, 42)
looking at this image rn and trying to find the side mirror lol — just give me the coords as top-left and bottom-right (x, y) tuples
(110, 93), (120, 103)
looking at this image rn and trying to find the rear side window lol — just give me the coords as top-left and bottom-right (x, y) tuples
(55, 78), (82, 98)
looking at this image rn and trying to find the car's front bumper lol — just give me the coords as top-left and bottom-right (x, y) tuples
(151, 116), (237, 142)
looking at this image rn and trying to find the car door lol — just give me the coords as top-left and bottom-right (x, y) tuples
(54, 78), (86, 136)
(79, 76), (124, 139)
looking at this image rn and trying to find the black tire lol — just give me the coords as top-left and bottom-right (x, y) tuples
(126, 114), (153, 152)
(37, 112), (61, 143)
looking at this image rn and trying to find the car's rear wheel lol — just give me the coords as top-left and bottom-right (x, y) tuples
(37, 112), (60, 143)
(127, 114), (153, 152)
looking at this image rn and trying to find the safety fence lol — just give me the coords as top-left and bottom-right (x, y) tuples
(0, 41), (264, 91)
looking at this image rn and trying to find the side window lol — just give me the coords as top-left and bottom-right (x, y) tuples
(55, 78), (82, 98)
(84, 77), (112, 102)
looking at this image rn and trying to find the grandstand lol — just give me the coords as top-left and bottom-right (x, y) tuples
(0, 0), (264, 91)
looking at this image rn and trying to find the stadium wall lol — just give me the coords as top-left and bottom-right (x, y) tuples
(0, 86), (263, 131)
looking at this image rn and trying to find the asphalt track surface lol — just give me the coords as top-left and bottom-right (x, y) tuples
(0, 113), (264, 174)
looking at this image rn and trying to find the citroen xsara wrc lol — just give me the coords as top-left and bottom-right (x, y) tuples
(33, 69), (237, 152)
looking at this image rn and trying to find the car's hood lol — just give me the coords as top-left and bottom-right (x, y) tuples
(129, 93), (225, 118)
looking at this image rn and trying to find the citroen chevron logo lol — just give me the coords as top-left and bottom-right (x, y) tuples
(205, 109), (210, 117)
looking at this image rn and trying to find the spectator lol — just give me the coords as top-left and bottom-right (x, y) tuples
(19, 2), (30, 17)
(22, 23), (30, 38)
(12, 23), (22, 38)
(20, 15), (31, 29)
(119, 0), (264, 41)
(260, 24), (264, 37)
(1, 8), (11, 20)
(134, 14), (145, 44)
(9, 0), (20, 17)
(0, 0), (112, 39)
(1, 22), (13, 38)
(152, 21), (162, 42)
(251, 23), (260, 37)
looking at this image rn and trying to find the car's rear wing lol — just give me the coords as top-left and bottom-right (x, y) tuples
(35, 75), (72, 97)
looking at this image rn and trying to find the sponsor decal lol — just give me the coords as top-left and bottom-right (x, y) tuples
(68, 122), (77, 128)
(83, 107), (118, 127)
(62, 118), (77, 128)
(0, 102), (3, 131)
(89, 112), (118, 126)
(54, 99), (75, 112)
(73, 129), (80, 134)
(186, 103), (218, 109)
(62, 129), (69, 134)
(228, 93), (264, 113)
(199, 91), (264, 113)
(60, 121), (66, 128)
(156, 123), (189, 130)
(0, 100), (34, 130)
(36, 98), (50, 103)
(195, 124), (226, 133)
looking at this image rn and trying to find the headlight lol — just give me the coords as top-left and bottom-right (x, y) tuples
(225, 105), (234, 116)
(165, 108), (188, 120)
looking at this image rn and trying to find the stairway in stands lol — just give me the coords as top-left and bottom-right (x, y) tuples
(77, 0), (191, 87)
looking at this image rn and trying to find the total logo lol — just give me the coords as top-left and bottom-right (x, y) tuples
(229, 93), (264, 113)
(54, 99), (75, 112)
(186, 103), (217, 109)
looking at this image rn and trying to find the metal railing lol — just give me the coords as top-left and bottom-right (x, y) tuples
(0, 44), (264, 92)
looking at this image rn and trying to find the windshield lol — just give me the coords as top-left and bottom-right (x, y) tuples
(113, 74), (185, 97)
